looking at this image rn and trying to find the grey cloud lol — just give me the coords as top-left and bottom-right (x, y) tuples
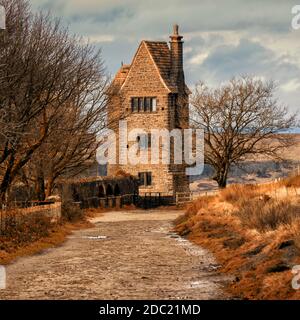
(200, 39), (272, 79)
(198, 38), (300, 83)
(186, 38), (300, 113)
(31, 0), (296, 35)
(69, 7), (135, 25)
(29, 0), (299, 112)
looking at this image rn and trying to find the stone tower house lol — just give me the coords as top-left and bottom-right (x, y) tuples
(108, 25), (190, 195)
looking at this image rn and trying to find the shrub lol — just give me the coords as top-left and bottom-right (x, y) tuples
(61, 201), (85, 222)
(0, 211), (53, 249)
(115, 170), (132, 178)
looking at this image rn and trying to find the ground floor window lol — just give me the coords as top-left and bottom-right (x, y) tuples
(138, 172), (152, 186)
(136, 133), (151, 149)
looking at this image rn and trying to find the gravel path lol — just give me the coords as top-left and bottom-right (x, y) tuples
(0, 209), (230, 300)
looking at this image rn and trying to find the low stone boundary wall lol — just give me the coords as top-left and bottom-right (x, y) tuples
(0, 202), (61, 233)
(18, 202), (62, 222)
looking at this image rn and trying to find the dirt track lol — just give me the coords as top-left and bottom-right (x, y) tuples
(0, 210), (231, 300)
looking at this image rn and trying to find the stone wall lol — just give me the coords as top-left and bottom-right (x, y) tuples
(0, 202), (61, 233)
(18, 202), (62, 222)
(59, 176), (138, 208)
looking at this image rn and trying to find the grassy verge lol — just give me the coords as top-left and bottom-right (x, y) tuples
(0, 203), (96, 265)
(174, 176), (300, 299)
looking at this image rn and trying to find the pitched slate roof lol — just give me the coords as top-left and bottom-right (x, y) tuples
(143, 41), (177, 91)
(112, 40), (190, 94)
(111, 64), (131, 90)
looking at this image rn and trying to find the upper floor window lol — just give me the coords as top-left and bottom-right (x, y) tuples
(131, 97), (157, 112)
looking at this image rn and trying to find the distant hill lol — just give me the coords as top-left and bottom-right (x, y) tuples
(279, 127), (300, 134)
(190, 134), (300, 192)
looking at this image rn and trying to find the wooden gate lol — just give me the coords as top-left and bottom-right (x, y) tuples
(175, 190), (219, 206)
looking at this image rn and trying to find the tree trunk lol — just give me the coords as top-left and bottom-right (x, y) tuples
(45, 177), (55, 198)
(213, 165), (229, 189)
(216, 175), (227, 188)
(34, 170), (45, 201)
(0, 153), (15, 207)
(0, 176), (11, 206)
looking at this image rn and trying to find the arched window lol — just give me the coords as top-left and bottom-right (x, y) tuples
(99, 185), (105, 197)
(106, 184), (113, 196)
(114, 184), (121, 196)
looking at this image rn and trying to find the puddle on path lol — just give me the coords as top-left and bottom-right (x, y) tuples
(151, 224), (233, 292)
(82, 235), (108, 240)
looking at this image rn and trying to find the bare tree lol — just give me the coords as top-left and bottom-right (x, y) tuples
(27, 95), (109, 200)
(191, 76), (298, 188)
(0, 0), (109, 204)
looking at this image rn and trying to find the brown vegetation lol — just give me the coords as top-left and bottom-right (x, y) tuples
(0, 211), (53, 249)
(283, 175), (300, 188)
(220, 184), (260, 204)
(61, 202), (85, 222)
(0, 205), (93, 265)
(175, 175), (300, 299)
(115, 170), (133, 178)
(235, 198), (300, 232)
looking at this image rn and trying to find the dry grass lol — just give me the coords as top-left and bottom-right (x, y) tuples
(282, 175), (300, 188)
(174, 176), (300, 300)
(235, 198), (300, 232)
(0, 205), (97, 265)
(219, 180), (300, 233)
(186, 195), (215, 214)
(0, 219), (92, 265)
(220, 184), (260, 204)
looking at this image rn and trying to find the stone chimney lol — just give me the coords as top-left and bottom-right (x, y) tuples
(169, 24), (184, 90)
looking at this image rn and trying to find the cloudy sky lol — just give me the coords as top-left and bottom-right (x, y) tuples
(31, 0), (300, 114)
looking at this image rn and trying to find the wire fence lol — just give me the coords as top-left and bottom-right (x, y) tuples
(175, 190), (219, 206)
(1, 200), (57, 211)
(175, 172), (300, 206)
(77, 193), (138, 209)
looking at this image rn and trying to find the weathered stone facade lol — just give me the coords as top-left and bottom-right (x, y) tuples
(108, 25), (190, 195)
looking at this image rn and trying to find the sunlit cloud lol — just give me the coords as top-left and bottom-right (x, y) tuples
(281, 79), (300, 92)
(188, 52), (209, 65)
(85, 34), (115, 43)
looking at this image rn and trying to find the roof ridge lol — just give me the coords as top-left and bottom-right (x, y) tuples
(143, 40), (168, 43)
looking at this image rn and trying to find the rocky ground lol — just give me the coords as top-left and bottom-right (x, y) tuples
(0, 209), (231, 300)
